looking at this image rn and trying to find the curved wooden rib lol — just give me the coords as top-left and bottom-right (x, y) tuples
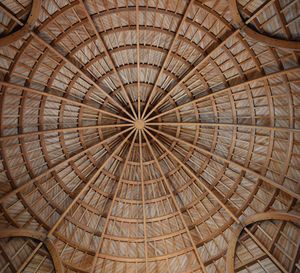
(90, 130), (138, 273)
(146, 66), (300, 122)
(0, 0), (41, 46)
(29, 31), (135, 120)
(0, 228), (64, 273)
(143, 130), (208, 273)
(0, 128), (132, 203)
(146, 126), (300, 199)
(229, 0), (300, 50)
(226, 212), (300, 273)
(243, 27), (300, 50)
(141, 0), (195, 119)
(79, 0), (138, 120)
(143, 30), (240, 120)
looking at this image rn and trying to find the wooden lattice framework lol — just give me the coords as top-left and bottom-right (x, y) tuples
(0, 0), (299, 272)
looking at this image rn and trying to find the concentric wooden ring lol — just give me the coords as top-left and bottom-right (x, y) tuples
(229, 0), (300, 50)
(226, 212), (300, 273)
(0, 0), (41, 47)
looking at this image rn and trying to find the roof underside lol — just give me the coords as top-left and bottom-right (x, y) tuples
(0, 0), (299, 273)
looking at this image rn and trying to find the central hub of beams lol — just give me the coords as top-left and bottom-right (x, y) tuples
(134, 119), (145, 130)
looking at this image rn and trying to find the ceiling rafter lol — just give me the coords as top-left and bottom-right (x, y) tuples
(0, 81), (133, 123)
(136, 0), (141, 119)
(0, 128), (132, 203)
(148, 122), (300, 133)
(141, 0), (194, 119)
(29, 31), (135, 120)
(0, 124), (130, 141)
(146, 66), (300, 122)
(243, 226), (288, 273)
(145, 128), (294, 273)
(16, 241), (44, 273)
(0, 241), (18, 272)
(146, 127), (300, 200)
(0, 2), (24, 26)
(79, 0), (138, 120)
(89, 130), (138, 273)
(139, 130), (149, 272)
(143, 29), (240, 120)
(143, 130), (208, 273)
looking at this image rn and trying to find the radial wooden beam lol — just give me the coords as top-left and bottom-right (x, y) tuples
(141, 0), (194, 119)
(144, 128), (241, 223)
(0, 81), (133, 123)
(146, 66), (300, 122)
(47, 129), (135, 237)
(29, 31), (135, 120)
(79, 0), (138, 119)
(143, 29), (240, 120)
(13, 130), (135, 273)
(136, 0), (141, 119)
(142, 130), (208, 273)
(145, 128), (293, 273)
(147, 122), (300, 133)
(0, 0), (41, 47)
(0, 128), (132, 204)
(0, 124), (130, 141)
(139, 130), (148, 272)
(89, 130), (138, 273)
(146, 127), (300, 200)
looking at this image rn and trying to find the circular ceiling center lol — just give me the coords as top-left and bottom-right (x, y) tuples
(134, 119), (145, 130)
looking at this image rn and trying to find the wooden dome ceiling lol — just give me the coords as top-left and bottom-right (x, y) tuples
(0, 0), (300, 272)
